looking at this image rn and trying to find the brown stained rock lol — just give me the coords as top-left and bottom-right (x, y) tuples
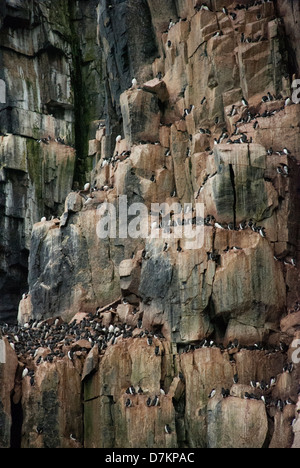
(269, 404), (295, 448)
(159, 125), (171, 148)
(192, 134), (210, 154)
(0, 338), (18, 448)
(174, 0), (196, 20)
(212, 237), (286, 345)
(139, 232), (214, 343)
(28, 207), (132, 321)
(114, 394), (177, 449)
(64, 192), (83, 214)
(82, 346), (99, 382)
(84, 395), (115, 448)
(113, 143), (175, 206)
(198, 143), (279, 224)
(281, 311), (300, 337)
(187, 10), (218, 59)
(17, 294), (33, 326)
(83, 337), (176, 448)
(71, 339), (92, 352)
(119, 258), (141, 300)
(207, 397), (268, 448)
(146, 0), (178, 36)
(69, 312), (90, 325)
(180, 347), (233, 447)
(234, 349), (284, 386)
(88, 139), (101, 157)
(116, 304), (139, 329)
(142, 78), (169, 103)
(170, 124), (194, 204)
(168, 376), (185, 402)
(277, 0), (300, 74)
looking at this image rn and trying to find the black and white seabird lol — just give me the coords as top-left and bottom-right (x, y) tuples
(36, 426), (43, 435)
(165, 424), (172, 434)
(177, 243), (183, 253)
(229, 105), (237, 117)
(277, 399), (284, 412)
(208, 389), (216, 399)
(200, 4), (210, 11)
(146, 397), (152, 407)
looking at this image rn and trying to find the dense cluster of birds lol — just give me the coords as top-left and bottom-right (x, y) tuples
(0, 307), (166, 373)
(196, 91), (295, 159)
(1, 306), (297, 432)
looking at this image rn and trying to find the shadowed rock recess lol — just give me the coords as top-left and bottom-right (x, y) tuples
(0, 0), (300, 449)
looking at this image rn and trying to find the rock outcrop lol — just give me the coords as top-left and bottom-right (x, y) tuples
(0, 0), (300, 449)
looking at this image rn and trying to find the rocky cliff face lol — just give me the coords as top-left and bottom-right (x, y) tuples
(0, 0), (300, 449)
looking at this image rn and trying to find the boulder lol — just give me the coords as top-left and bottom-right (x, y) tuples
(142, 78), (169, 103)
(120, 89), (161, 146)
